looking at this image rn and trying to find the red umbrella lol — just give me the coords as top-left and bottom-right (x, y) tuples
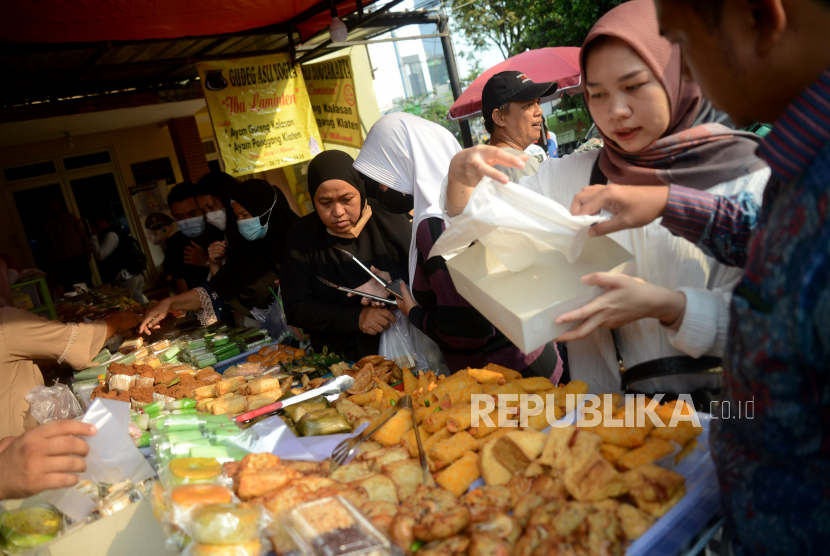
(448, 47), (582, 121)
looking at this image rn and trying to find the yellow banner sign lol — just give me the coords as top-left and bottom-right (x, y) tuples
(197, 54), (323, 176)
(301, 56), (363, 148)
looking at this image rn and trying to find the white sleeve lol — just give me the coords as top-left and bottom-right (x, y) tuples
(91, 231), (119, 260)
(666, 281), (736, 358)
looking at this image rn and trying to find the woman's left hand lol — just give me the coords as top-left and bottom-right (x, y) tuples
(397, 283), (419, 318)
(348, 266), (393, 307)
(553, 273), (686, 342)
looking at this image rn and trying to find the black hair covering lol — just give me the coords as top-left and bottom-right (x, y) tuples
(280, 151), (412, 360)
(208, 179), (299, 316)
(307, 150), (364, 209)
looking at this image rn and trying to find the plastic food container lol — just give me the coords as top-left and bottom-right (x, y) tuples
(283, 497), (401, 556)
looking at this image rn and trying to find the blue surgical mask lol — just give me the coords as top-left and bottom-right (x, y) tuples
(236, 197), (276, 241)
(177, 215), (205, 238)
(205, 210), (227, 231)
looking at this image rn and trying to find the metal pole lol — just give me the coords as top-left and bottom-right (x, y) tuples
(438, 15), (473, 148)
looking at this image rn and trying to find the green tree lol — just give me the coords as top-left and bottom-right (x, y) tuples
(517, 0), (623, 50)
(448, 0), (535, 59)
(449, 0), (623, 58)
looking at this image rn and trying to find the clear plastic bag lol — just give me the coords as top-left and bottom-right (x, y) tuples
(378, 311), (449, 375)
(250, 289), (294, 344)
(23, 384), (83, 424)
(411, 325), (450, 376)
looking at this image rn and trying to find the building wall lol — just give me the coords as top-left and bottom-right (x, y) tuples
(0, 123), (183, 269)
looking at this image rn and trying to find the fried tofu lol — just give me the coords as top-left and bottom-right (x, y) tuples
(491, 430), (547, 473)
(621, 464), (686, 517)
(617, 438), (675, 471)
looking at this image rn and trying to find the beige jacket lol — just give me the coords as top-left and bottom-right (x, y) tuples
(0, 308), (106, 437)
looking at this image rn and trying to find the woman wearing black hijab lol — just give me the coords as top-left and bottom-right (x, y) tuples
(138, 179), (299, 333)
(281, 150), (411, 360)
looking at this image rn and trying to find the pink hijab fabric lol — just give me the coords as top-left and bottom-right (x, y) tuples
(581, 0), (766, 189)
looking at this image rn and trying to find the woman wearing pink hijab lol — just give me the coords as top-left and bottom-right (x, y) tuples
(442, 0), (770, 394)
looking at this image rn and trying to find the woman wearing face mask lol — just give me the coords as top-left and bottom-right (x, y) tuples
(280, 150), (411, 361)
(195, 172), (243, 276)
(441, 0), (771, 394)
(139, 179), (298, 333)
(354, 112), (563, 378)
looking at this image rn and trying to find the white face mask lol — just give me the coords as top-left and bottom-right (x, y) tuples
(205, 210), (227, 231)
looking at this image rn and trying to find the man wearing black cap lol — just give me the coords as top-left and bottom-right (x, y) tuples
(482, 71), (558, 182)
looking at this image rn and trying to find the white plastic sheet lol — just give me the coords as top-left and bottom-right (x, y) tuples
(42, 399), (155, 521)
(430, 177), (607, 271)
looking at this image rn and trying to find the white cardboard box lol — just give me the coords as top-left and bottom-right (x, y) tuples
(446, 236), (633, 354)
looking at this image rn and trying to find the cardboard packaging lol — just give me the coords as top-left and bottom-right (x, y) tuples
(430, 177), (634, 354)
(445, 235), (633, 354)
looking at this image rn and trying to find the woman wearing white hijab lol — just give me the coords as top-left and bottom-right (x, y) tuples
(355, 112), (563, 378)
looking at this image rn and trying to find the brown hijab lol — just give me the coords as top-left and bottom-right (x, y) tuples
(581, 0), (767, 189)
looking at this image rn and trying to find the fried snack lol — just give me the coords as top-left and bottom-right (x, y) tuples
(562, 379), (589, 397)
(488, 382), (524, 407)
(465, 368), (505, 384)
(240, 453), (281, 471)
(428, 431), (477, 471)
(212, 395), (247, 415)
(357, 473), (400, 504)
(245, 391), (282, 411)
(491, 431), (547, 473)
(563, 432), (629, 502)
(216, 377), (247, 397)
(401, 425), (431, 458)
(330, 461), (374, 483)
(478, 437), (512, 486)
(524, 404), (563, 430)
(382, 458), (436, 501)
(513, 377), (556, 393)
(621, 464), (686, 517)
(423, 408), (451, 433)
(423, 427), (451, 455)
(435, 451), (480, 497)
(193, 384), (217, 399)
(483, 363), (523, 381)
(590, 419), (652, 448)
(469, 409), (503, 438)
(474, 428), (509, 450)
(375, 378), (402, 407)
(616, 502), (655, 540)
(402, 367), (418, 395)
(431, 371), (478, 401)
(348, 389), (382, 407)
(414, 405), (434, 425)
(237, 467), (299, 500)
(600, 444), (630, 467)
(373, 409), (413, 447)
(416, 371), (438, 396)
(336, 399), (369, 427)
(447, 383), (484, 405)
(444, 403), (474, 432)
(244, 376), (282, 395)
(347, 367), (375, 395)
(361, 501), (399, 534)
(617, 438), (675, 471)
(356, 355), (385, 368)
